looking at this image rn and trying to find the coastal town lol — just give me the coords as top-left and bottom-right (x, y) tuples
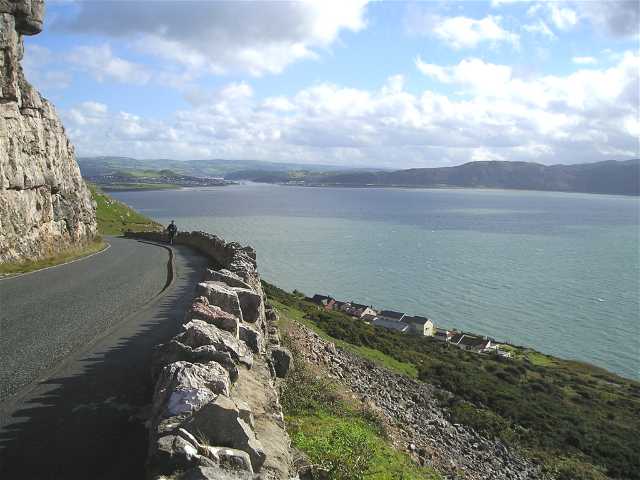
(309, 294), (512, 358)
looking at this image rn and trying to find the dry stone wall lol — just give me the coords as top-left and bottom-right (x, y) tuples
(0, 0), (96, 263)
(129, 231), (295, 480)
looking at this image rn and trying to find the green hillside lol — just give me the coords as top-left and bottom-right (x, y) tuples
(89, 184), (163, 235)
(264, 281), (640, 480)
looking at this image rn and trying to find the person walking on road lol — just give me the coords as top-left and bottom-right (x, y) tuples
(166, 220), (178, 245)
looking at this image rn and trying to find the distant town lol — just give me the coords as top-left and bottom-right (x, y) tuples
(309, 294), (512, 358)
(86, 169), (235, 191)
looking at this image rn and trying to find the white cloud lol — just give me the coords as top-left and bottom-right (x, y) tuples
(57, 1), (369, 77)
(63, 52), (639, 167)
(572, 56), (598, 65)
(523, 20), (556, 39)
(67, 44), (151, 85)
(548, 3), (578, 31)
(428, 15), (520, 49)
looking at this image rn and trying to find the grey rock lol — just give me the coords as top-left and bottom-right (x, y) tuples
(206, 446), (254, 473)
(178, 320), (253, 368)
(231, 287), (263, 324)
(185, 395), (266, 472)
(153, 361), (230, 420)
(196, 282), (244, 321)
(238, 323), (264, 354)
(270, 347), (293, 378)
(187, 297), (240, 337)
(149, 434), (214, 477)
(152, 340), (239, 383)
(204, 269), (252, 290)
(176, 465), (254, 480)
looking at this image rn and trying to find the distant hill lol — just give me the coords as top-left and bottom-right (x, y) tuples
(77, 156), (357, 178)
(268, 160), (638, 196)
(78, 157), (639, 196)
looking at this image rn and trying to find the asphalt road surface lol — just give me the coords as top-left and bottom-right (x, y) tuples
(0, 236), (208, 479)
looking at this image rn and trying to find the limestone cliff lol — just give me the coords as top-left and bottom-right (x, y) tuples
(0, 0), (96, 263)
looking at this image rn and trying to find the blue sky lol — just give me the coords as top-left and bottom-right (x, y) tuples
(24, 0), (640, 168)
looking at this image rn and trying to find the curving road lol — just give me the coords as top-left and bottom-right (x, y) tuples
(0, 236), (208, 479)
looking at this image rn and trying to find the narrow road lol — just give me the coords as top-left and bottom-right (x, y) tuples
(0, 237), (208, 479)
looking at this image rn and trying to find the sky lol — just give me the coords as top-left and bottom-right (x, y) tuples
(24, 0), (640, 168)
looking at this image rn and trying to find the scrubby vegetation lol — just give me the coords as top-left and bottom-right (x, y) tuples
(280, 337), (441, 480)
(265, 281), (640, 480)
(89, 184), (163, 235)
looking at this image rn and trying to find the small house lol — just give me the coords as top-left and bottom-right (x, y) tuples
(450, 334), (492, 353)
(311, 294), (336, 311)
(378, 310), (406, 322)
(434, 328), (452, 342)
(371, 317), (410, 333)
(404, 315), (435, 336)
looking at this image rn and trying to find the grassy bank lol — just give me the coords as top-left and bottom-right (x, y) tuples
(279, 331), (441, 479)
(264, 281), (640, 480)
(89, 183), (163, 235)
(0, 238), (106, 276)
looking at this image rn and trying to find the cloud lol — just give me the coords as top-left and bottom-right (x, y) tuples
(523, 20), (555, 39)
(23, 45), (73, 90)
(524, 1), (639, 38)
(56, 1), (369, 76)
(547, 3), (578, 31)
(414, 14), (520, 50)
(67, 44), (152, 85)
(61, 51), (639, 167)
(578, 0), (639, 38)
(572, 56), (598, 65)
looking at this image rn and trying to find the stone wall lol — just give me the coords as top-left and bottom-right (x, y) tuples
(0, 0), (97, 263)
(132, 231), (295, 480)
(287, 321), (545, 480)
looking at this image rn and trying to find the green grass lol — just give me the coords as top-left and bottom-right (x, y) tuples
(272, 298), (417, 378)
(89, 183), (163, 235)
(265, 281), (640, 480)
(280, 336), (441, 480)
(0, 238), (106, 276)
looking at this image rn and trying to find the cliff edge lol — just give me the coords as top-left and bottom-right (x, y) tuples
(0, 0), (96, 263)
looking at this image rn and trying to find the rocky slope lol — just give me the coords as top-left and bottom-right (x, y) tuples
(286, 322), (546, 480)
(0, 0), (96, 263)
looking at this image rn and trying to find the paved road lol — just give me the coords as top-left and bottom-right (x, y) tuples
(0, 237), (208, 479)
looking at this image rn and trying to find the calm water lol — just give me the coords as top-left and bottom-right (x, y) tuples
(112, 184), (640, 379)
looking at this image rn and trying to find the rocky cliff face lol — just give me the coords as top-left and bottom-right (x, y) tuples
(0, 0), (96, 263)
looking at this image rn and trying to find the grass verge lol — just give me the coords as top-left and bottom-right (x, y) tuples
(89, 183), (163, 235)
(0, 238), (106, 277)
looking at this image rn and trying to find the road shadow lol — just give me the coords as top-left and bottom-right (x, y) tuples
(0, 244), (209, 480)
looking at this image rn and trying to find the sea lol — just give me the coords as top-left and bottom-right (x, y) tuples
(111, 184), (640, 380)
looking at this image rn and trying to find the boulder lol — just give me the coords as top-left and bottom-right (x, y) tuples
(204, 269), (252, 290)
(185, 395), (266, 472)
(192, 346), (239, 383)
(196, 282), (244, 321)
(271, 347), (293, 378)
(238, 323), (264, 354)
(231, 287), (263, 324)
(187, 299), (240, 337)
(153, 361), (230, 420)
(177, 320), (253, 368)
(176, 465), (254, 480)
(149, 434), (216, 477)
(206, 446), (253, 473)
(152, 340), (239, 383)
